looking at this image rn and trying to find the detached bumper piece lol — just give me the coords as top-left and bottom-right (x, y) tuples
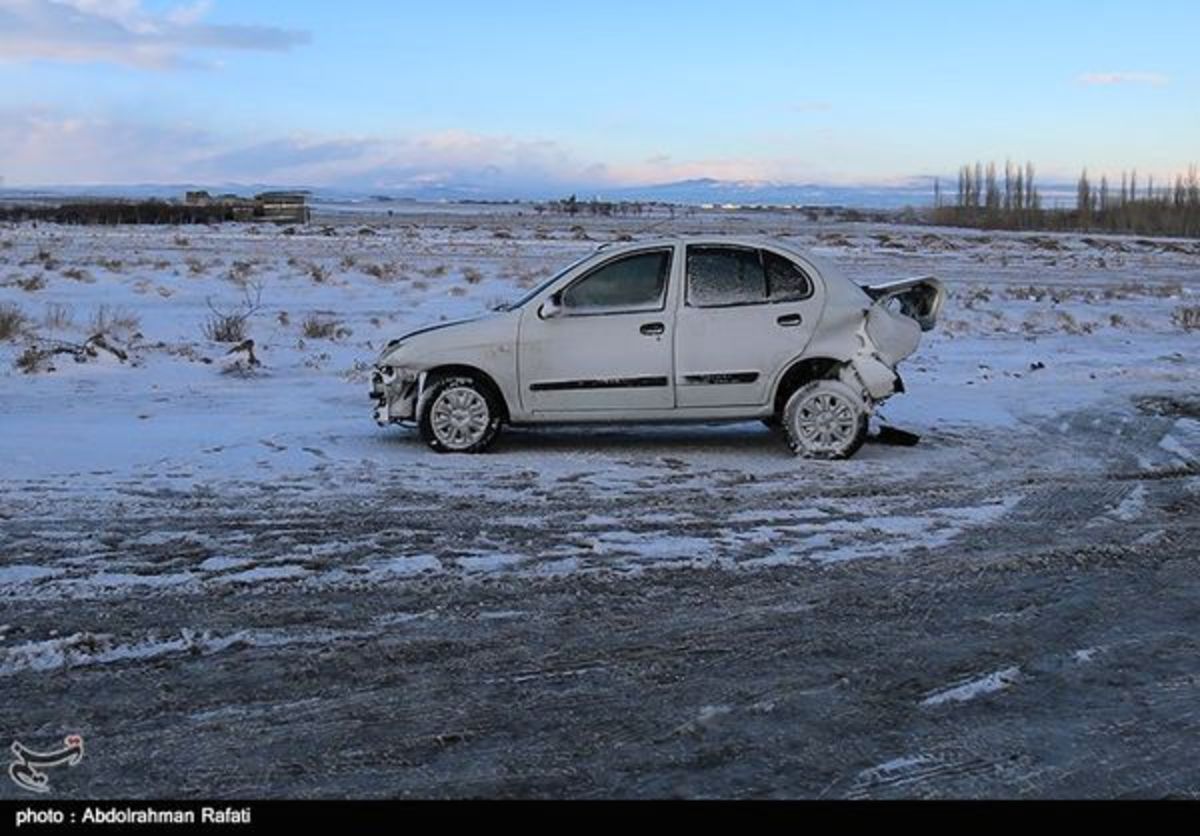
(370, 366), (418, 426)
(869, 425), (921, 447)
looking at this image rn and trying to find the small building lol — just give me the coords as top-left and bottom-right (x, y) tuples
(180, 190), (310, 224)
(255, 191), (310, 224)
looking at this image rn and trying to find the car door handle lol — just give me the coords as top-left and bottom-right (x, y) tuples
(640, 322), (665, 336)
(776, 313), (803, 327)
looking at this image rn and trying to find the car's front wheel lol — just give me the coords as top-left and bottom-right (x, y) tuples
(782, 379), (868, 459)
(417, 374), (503, 453)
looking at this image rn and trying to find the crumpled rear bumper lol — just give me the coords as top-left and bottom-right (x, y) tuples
(844, 353), (903, 402)
(370, 366), (418, 426)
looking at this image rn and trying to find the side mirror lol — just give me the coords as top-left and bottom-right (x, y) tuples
(539, 292), (564, 320)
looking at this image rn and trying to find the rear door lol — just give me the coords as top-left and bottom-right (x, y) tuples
(518, 247), (677, 413)
(674, 245), (822, 408)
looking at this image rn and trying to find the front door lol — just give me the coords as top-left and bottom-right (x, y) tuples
(518, 247), (676, 413)
(674, 245), (821, 408)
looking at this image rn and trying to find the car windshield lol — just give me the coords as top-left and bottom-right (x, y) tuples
(492, 253), (593, 311)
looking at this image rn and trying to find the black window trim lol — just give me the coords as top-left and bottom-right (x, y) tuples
(684, 244), (815, 309)
(556, 246), (674, 318)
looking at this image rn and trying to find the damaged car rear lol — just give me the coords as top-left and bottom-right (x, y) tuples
(371, 237), (944, 459)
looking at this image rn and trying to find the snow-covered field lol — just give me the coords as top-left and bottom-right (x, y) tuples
(1, 207), (1198, 798)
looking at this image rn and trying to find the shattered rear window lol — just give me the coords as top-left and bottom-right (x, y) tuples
(765, 251), (813, 301)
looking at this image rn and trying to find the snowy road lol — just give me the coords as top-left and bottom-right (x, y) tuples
(1, 208), (1198, 797)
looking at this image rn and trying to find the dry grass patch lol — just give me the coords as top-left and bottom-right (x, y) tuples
(301, 313), (350, 340)
(1173, 305), (1200, 332)
(1102, 280), (1184, 300)
(0, 302), (27, 341)
(203, 282), (263, 343)
(15, 345), (42, 374)
(1055, 311), (1096, 336)
(31, 247), (59, 271)
(229, 260), (258, 284)
(43, 303), (73, 330)
(91, 305), (141, 336)
(16, 274), (46, 292)
(362, 262), (393, 281)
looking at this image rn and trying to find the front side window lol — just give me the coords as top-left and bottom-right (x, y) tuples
(561, 250), (670, 314)
(687, 247), (767, 307)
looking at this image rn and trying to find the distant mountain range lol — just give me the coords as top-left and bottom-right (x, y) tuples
(0, 176), (1077, 210)
(334, 177), (948, 209)
(595, 177), (940, 209)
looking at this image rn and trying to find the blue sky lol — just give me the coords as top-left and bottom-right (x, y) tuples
(0, 0), (1196, 191)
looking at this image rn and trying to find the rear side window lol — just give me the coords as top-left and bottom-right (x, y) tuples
(764, 251), (813, 301)
(687, 247), (767, 307)
(562, 249), (671, 314)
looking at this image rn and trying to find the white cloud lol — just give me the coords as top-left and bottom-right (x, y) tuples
(0, 0), (309, 69)
(0, 108), (222, 183)
(0, 108), (845, 192)
(1078, 71), (1169, 87)
(190, 130), (613, 193)
(0, 109), (617, 190)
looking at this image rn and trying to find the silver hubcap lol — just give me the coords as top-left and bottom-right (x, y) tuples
(795, 391), (858, 452)
(430, 386), (490, 449)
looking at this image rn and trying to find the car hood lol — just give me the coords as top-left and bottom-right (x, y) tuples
(379, 316), (481, 355)
(375, 310), (517, 367)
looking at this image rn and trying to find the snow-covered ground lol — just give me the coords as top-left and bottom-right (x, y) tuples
(1, 209), (1196, 580)
(1, 207), (1198, 798)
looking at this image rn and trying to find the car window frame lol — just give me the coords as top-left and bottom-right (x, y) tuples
(684, 244), (815, 309)
(761, 248), (816, 303)
(555, 246), (674, 317)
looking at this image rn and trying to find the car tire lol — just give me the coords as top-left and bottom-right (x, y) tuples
(782, 379), (868, 459)
(417, 374), (503, 453)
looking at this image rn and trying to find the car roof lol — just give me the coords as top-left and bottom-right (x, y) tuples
(593, 235), (815, 262)
(588, 235), (851, 291)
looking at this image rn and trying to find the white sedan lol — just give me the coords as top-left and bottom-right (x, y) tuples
(370, 237), (943, 459)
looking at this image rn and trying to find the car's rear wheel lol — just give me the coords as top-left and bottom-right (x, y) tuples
(417, 374), (503, 453)
(782, 379), (868, 459)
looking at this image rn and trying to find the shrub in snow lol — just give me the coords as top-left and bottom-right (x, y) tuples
(301, 314), (349, 340)
(202, 281), (263, 343)
(1174, 305), (1200, 332)
(0, 302), (27, 340)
